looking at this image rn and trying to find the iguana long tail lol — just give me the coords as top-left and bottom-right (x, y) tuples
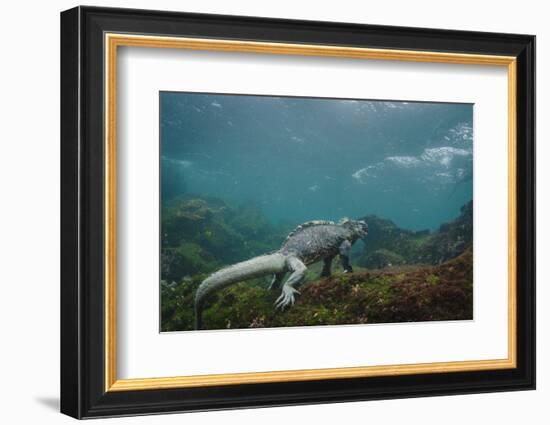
(195, 253), (287, 329)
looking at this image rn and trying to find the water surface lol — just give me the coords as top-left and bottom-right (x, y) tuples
(160, 92), (473, 231)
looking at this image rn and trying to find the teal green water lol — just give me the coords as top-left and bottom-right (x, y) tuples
(160, 92), (472, 231)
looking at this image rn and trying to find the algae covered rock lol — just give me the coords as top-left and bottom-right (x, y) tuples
(362, 249), (406, 268)
(358, 201), (472, 268)
(413, 200), (473, 264)
(163, 248), (473, 331)
(356, 214), (431, 268)
(160, 195), (285, 284)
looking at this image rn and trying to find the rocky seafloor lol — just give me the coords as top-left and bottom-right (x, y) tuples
(160, 196), (473, 331)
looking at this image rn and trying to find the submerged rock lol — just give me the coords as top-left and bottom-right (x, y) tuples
(161, 248), (473, 331)
(362, 249), (406, 269)
(413, 201), (473, 264)
(160, 196), (286, 283)
(357, 201), (472, 268)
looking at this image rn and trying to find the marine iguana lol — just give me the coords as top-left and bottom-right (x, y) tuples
(194, 218), (368, 329)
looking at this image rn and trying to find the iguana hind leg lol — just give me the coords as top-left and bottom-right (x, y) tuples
(268, 272), (285, 290)
(320, 256), (334, 277)
(275, 256), (306, 310)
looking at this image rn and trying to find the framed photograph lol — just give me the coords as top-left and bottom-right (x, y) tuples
(60, 6), (535, 419)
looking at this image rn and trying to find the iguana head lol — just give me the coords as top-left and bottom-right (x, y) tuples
(339, 218), (369, 240)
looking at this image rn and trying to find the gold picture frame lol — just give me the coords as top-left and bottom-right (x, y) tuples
(104, 33), (517, 392)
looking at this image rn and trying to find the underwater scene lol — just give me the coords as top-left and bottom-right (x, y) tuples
(160, 92), (473, 332)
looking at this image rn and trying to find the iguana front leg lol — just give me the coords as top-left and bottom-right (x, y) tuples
(275, 256), (306, 310)
(339, 240), (353, 273)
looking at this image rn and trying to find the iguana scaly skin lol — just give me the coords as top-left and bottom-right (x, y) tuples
(194, 218), (368, 329)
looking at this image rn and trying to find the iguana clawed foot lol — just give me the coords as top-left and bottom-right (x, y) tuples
(275, 286), (300, 310)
